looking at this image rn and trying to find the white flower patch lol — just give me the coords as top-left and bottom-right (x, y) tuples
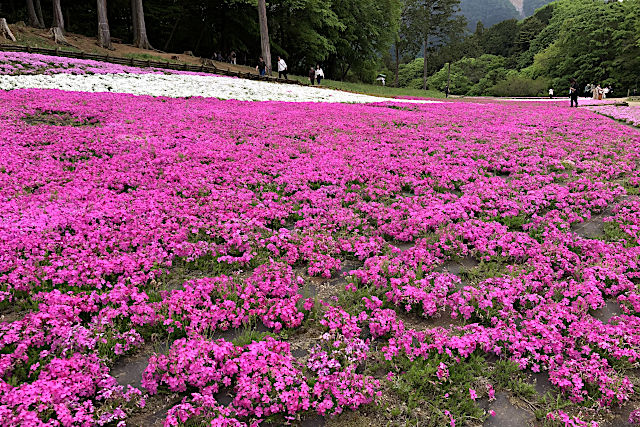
(0, 73), (441, 104)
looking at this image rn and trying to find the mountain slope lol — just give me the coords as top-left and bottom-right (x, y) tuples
(460, 0), (519, 29)
(461, 0), (555, 30)
(523, 0), (555, 15)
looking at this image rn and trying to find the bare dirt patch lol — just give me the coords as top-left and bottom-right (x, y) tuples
(5, 22), (262, 75)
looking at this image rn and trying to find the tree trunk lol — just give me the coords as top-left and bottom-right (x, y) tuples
(394, 38), (399, 87)
(193, 24), (205, 54)
(257, 0), (271, 75)
(341, 63), (351, 81)
(163, 16), (179, 52)
(0, 18), (17, 41)
(96, 0), (111, 49)
(131, 0), (151, 49)
(130, 0), (138, 40)
(51, 0), (64, 32)
(422, 36), (428, 90)
(26, 0), (42, 28)
(49, 25), (69, 44)
(35, 0), (44, 28)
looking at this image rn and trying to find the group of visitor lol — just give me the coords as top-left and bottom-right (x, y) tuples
(585, 83), (612, 100)
(566, 79), (616, 107)
(256, 56), (324, 86)
(255, 56), (295, 81)
(309, 65), (324, 85)
(211, 51), (237, 65)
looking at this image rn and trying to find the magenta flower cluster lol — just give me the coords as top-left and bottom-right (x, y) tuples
(0, 87), (639, 426)
(589, 105), (640, 127)
(0, 51), (213, 76)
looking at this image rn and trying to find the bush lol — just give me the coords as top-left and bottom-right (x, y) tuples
(487, 75), (550, 97)
(397, 58), (424, 89)
(427, 54), (506, 95)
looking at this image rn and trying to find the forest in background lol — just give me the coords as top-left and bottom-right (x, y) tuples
(1, 0), (638, 96)
(392, 0), (640, 96)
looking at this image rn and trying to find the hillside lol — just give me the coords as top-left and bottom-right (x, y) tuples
(461, 0), (555, 29)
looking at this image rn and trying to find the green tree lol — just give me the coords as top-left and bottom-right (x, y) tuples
(427, 54), (506, 94)
(480, 18), (518, 57)
(522, 0), (640, 91)
(403, 0), (466, 90)
(326, 0), (402, 81)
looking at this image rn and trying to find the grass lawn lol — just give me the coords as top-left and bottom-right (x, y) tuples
(287, 74), (444, 99)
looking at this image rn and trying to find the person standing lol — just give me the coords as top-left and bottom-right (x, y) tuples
(309, 66), (316, 85)
(256, 57), (267, 76)
(315, 65), (324, 85)
(549, 88), (554, 99)
(277, 56), (288, 80)
(230, 51), (237, 65)
(593, 84), (601, 100)
(569, 78), (579, 107)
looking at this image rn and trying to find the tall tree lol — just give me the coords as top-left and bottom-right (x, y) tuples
(404, 0), (465, 90)
(257, 0), (271, 74)
(34, 0), (44, 28)
(26, 0), (43, 28)
(327, 0), (402, 81)
(51, 0), (64, 32)
(131, 0), (151, 49)
(96, 0), (111, 48)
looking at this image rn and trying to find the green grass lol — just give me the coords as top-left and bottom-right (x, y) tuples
(386, 351), (489, 426)
(123, 52), (179, 63)
(286, 74), (444, 99)
(8, 33), (82, 52)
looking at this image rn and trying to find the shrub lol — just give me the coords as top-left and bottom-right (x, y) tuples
(487, 74), (550, 97)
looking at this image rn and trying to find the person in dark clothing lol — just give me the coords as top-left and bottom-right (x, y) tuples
(569, 78), (579, 107)
(256, 57), (267, 76)
(309, 66), (315, 85)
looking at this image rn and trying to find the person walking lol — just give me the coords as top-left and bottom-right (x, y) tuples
(277, 56), (288, 80)
(230, 51), (237, 65)
(548, 88), (554, 99)
(256, 57), (267, 76)
(315, 65), (324, 85)
(309, 66), (316, 85)
(569, 78), (579, 107)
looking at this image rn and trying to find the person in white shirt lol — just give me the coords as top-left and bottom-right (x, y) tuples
(277, 56), (288, 80)
(548, 88), (554, 99)
(315, 65), (324, 85)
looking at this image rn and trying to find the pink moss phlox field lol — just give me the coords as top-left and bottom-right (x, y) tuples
(0, 51), (216, 76)
(589, 105), (640, 127)
(1, 88), (640, 426)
